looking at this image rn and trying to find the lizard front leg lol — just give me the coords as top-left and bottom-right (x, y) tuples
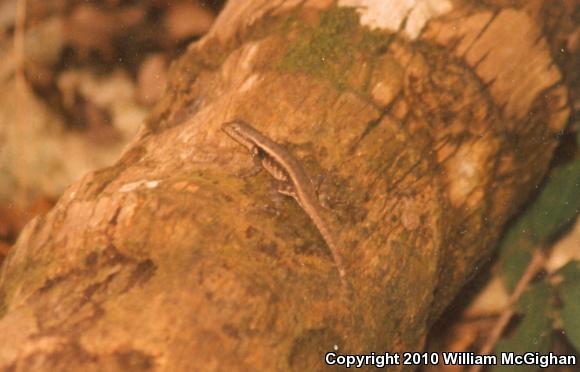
(236, 146), (263, 178)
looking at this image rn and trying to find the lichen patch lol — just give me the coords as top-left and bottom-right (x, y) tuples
(339, 0), (452, 39)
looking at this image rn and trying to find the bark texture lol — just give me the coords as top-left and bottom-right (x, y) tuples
(0, 0), (573, 371)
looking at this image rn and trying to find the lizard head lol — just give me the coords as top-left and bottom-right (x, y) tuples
(221, 120), (258, 151)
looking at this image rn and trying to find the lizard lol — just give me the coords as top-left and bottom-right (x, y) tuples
(221, 120), (349, 291)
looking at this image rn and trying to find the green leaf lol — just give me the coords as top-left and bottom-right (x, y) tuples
(525, 161), (580, 243)
(499, 231), (534, 291)
(492, 281), (553, 372)
(500, 159), (580, 290)
(555, 260), (580, 351)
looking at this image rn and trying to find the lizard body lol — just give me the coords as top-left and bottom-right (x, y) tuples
(221, 121), (347, 287)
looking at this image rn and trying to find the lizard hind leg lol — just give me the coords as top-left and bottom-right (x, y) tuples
(276, 182), (298, 200)
(313, 174), (342, 211)
(313, 174), (326, 193)
(312, 174), (332, 209)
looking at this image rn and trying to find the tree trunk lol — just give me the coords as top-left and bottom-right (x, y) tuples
(0, 0), (572, 371)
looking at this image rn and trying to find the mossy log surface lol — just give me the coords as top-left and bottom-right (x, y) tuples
(0, 1), (572, 371)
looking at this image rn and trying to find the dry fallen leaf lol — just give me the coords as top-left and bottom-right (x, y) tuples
(163, 1), (215, 42)
(64, 3), (145, 59)
(137, 53), (168, 106)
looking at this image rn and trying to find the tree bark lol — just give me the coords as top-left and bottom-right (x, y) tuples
(0, 0), (573, 371)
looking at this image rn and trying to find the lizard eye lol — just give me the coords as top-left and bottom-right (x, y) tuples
(226, 122), (240, 131)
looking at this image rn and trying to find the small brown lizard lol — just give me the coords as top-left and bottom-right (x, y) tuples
(222, 120), (348, 290)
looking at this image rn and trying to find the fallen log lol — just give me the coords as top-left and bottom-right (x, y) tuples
(0, 1), (571, 370)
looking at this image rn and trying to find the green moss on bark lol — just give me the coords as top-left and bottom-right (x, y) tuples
(279, 7), (392, 94)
